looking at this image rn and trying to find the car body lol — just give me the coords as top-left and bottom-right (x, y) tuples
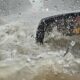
(36, 11), (80, 44)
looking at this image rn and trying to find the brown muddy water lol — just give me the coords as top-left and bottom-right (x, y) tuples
(1, 63), (80, 80)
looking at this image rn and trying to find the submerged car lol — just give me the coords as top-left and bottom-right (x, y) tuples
(36, 11), (80, 44)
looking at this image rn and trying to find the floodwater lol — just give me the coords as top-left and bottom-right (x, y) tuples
(0, 0), (80, 80)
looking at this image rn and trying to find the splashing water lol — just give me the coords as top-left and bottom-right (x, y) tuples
(0, 0), (80, 80)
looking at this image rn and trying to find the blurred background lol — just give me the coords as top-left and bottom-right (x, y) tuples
(0, 0), (80, 16)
